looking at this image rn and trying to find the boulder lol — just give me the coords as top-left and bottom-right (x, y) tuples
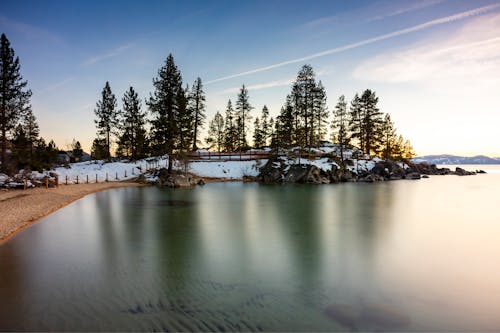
(454, 167), (476, 176)
(156, 169), (200, 188)
(258, 158), (285, 184)
(405, 172), (421, 180)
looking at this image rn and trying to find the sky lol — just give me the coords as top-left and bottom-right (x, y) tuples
(1, 0), (500, 156)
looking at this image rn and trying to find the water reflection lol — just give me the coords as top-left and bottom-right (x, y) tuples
(1, 175), (500, 331)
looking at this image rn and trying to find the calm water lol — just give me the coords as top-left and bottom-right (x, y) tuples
(1, 165), (500, 331)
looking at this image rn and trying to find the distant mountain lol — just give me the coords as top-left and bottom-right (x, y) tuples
(413, 155), (500, 165)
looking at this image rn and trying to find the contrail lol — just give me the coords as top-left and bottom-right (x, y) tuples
(206, 3), (500, 84)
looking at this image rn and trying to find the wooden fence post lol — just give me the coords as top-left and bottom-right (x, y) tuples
(65, 175), (68, 185)
(24, 178), (27, 190)
(45, 178), (48, 189)
(115, 172), (118, 180)
(96, 174), (98, 183)
(76, 175), (79, 184)
(86, 175), (89, 184)
(106, 173), (108, 182)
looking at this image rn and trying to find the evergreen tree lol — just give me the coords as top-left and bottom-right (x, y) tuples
(189, 77), (206, 151)
(235, 85), (253, 150)
(331, 95), (350, 163)
(94, 81), (118, 161)
(71, 139), (83, 161)
(223, 99), (237, 151)
(252, 116), (264, 148)
(177, 84), (193, 152)
(91, 138), (108, 160)
(275, 97), (294, 148)
(11, 124), (29, 169)
(260, 105), (270, 146)
(147, 54), (183, 172)
(348, 93), (364, 153)
(380, 113), (397, 159)
(118, 86), (147, 160)
(20, 109), (39, 162)
(290, 64), (316, 148)
(360, 89), (383, 155)
(206, 111), (225, 153)
(312, 80), (328, 146)
(0, 33), (32, 173)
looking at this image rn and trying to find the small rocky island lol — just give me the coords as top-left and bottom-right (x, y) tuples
(256, 155), (482, 185)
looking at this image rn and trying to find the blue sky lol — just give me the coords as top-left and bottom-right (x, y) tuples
(1, 0), (500, 156)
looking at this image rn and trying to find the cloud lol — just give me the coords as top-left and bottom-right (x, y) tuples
(300, 0), (444, 30)
(221, 78), (295, 95)
(0, 14), (64, 45)
(367, 0), (445, 22)
(80, 43), (134, 67)
(206, 3), (500, 85)
(352, 12), (500, 88)
(37, 77), (75, 95)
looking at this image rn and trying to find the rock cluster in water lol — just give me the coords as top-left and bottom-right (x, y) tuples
(257, 156), (483, 185)
(154, 168), (205, 188)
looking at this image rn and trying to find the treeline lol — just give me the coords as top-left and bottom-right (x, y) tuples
(0, 33), (78, 173)
(1, 31), (415, 175)
(206, 64), (415, 160)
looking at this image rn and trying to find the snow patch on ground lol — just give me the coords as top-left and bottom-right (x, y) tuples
(188, 160), (266, 179)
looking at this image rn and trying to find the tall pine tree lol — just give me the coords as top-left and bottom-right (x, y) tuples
(189, 77), (206, 151)
(118, 86), (147, 160)
(223, 99), (237, 152)
(331, 95), (350, 163)
(206, 111), (225, 153)
(94, 81), (118, 161)
(235, 85), (253, 150)
(360, 89), (383, 155)
(148, 54), (183, 172)
(0, 33), (32, 173)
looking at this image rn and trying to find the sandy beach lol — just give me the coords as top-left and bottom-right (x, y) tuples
(0, 182), (147, 244)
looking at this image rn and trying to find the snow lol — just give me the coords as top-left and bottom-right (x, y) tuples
(54, 157), (168, 184)
(187, 160), (266, 179)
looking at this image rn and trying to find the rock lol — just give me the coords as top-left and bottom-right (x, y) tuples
(405, 172), (421, 180)
(156, 169), (200, 188)
(454, 167), (476, 176)
(476, 169), (486, 174)
(197, 178), (206, 185)
(422, 175), (430, 178)
(258, 158), (285, 184)
(372, 160), (405, 180)
(359, 174), (384, 182)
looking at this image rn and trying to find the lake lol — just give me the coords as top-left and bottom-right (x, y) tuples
(1, 165), (500, 331)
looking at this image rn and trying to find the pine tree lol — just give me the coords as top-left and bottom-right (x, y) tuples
(118, 86), (147, 160)
(91, 138), (108, 160)
(177, 84), (193, 152)
(331, 95), (350, 163)
(360, 89), (383, 155)
(253, 116), (264, 148)
(189, 77), (206, 151)
(348, 93), (364, 153)
(290, 64), (316, 148)
(260, 105), (270, 146)
(275, 97), (294, 149)
(94, 81), (118, 161)
(206, 111), (225, 153)
(71, 139), (83, 161)
(380, 113), (397, 159)
(312, 80), (328, 146)
(223, 99), (237, 152)
(148, 54), (183, 172)
(0, 33), (32, 173)
(20, 109), (39, 162)
(235, 85), (253, 150)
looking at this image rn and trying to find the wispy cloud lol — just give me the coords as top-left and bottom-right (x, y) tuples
(221, 78), (295, 95)
(301, 0), (444, 30)
(206, 3), (500, 85)
(37, 77), (75, 95)
(367, 0), (445, 22)
(80, 43), (134, 67)
(352, 12), (500, 89)
(0, 14), (64, 45)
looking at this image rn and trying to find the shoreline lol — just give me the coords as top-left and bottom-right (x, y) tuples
(0, 181), (148, 245)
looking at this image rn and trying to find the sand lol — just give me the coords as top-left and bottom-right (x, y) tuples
(0, 182), (148, 244)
